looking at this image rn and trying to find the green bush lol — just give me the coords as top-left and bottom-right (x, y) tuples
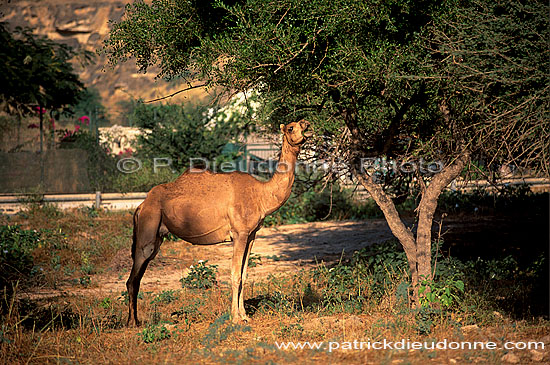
(130, 101), (254, 172)
(66, 87), (110, 127)
(313, 262), (370, 314)
(180, 260), (218, 289)
(0, 225), (41, 291)
(264, 173), (385, 226)
(419, 276), (465, 309)
(151, 290), (179, 305)
(138, 323), (171, 343)
(351, 239), (409, 300)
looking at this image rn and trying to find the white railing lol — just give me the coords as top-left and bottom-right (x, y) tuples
(0, 178), (547, 215)
(0, 192), (147, 215)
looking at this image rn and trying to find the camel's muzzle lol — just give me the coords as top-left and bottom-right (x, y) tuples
(301, 121), (313, 138)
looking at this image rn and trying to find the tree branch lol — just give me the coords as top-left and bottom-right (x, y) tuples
(144, 83), (209, 103)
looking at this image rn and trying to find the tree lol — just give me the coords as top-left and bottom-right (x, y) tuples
(127, 100), (255, 171)
(0, 23), (90, 152)
(103, 0), (549, 305)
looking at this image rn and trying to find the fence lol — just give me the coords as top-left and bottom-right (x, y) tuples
(1, 178), (547, 215)
(0, 149), (90, 193)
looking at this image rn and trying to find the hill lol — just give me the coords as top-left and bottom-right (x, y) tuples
(0, 0), (209, 117)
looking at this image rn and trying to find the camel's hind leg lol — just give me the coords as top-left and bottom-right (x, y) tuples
(126, 205), (162, 326)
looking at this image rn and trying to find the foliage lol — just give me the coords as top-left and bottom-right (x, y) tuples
(110, 158), (179, 193)
(352, 239), (408, 296)
(264, 173), (386, 226)
(104, 0), (549, 308)
(66, 88), (110, 127)
(0, 225), (41, 291)
(428, 0), (549, 174)
(180, 260), (218, 289)
(151, 290), (179, 305)
(128, 101), (254, 172)
(171, 296), (205, 327)
(313, 262), (370, 314)
(0, 23), (89, 114)
(438, 185), (547, 216)
(106, 0), (549, 175)
(138, 323), (171, 343)
(104, 0), (443, 149)
(201, 313), (251, 348)
(247, 253), (262, 268)
(419, 276), (464, 309)
(58, 129), (118, 191)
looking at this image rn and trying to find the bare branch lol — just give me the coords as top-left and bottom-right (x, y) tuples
(144, 83), (209, 103)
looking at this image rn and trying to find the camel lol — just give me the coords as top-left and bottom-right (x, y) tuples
(126, 120), (312, 326)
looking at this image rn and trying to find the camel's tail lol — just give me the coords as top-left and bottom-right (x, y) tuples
(131, 205), (141, 260)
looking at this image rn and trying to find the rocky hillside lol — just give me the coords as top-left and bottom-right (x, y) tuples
(0, 0), (208, 118)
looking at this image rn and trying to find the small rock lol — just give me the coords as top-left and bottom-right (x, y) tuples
(492, 311), (503, 319)
(541, 335), (550, 344)
(501, 353), (520, 364)
(462, 324), (479, 333)
(449, 359), (457, 364)
(530, 349), (544, 362)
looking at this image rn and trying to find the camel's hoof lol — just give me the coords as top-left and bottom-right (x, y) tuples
(126, 318), (141, 327)
(241, 315), (251, 323)
(231, 314), (251, 324)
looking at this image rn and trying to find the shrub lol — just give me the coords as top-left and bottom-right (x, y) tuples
(313, 262), (370, 314)
(180, 260), (218, 289)
(151, 290), (179, 305)
(130, 101), (254, 172)
(351, 240), (409, 300)
(138, 323), (171, 343)
(0, 225), (41, 291)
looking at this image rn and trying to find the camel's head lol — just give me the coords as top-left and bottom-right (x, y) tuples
(280, 120), (312, 146)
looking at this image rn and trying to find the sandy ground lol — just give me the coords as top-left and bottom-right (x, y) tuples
(25, 220), (394, 299)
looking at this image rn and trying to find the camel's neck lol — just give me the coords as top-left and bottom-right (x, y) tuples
(260, 137), (299, 216)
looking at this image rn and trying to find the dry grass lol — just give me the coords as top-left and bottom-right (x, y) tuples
(0, 206), (548, 364)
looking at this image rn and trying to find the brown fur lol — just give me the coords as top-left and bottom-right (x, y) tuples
(126, 120), (311, 325)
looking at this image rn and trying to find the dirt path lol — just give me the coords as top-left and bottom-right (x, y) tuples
(26, 220), (393, 299)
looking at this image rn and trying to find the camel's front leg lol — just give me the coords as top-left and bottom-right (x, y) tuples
(231, 232), (248, 323)
(238, 232), (256, 321)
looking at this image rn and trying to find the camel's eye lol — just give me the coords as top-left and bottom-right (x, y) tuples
(288, 126), (293, 132)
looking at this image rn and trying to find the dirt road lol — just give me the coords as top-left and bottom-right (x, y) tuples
(91, 219), (393, 296)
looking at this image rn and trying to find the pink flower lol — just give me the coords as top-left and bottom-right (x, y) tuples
(33, 106), (46, 114)
(74, 125), (81, 132)
(78, 116), (90, 126)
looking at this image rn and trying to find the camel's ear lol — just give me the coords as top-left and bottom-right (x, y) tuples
(280, 124), (285, 133)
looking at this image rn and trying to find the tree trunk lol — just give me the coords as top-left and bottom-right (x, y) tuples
(353, 169), (420, 305)
(416, 152), (470, 282)
(353, 151), (470, 307)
